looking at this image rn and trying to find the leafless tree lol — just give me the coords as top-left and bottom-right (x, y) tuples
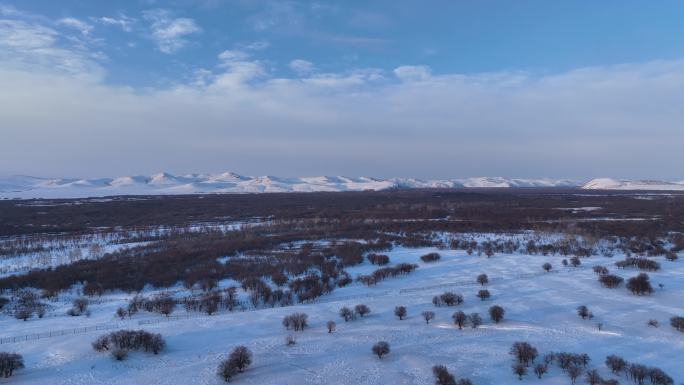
(285, 335), (296, 346)
(0, 352), (25, 378)
(327, 320), (336, 333)
(422, 311), (435, 324)
(670, 316), (684, 332)
(477, 273), (489, 286)
(452, 311), (467, 329)
(510, 342), (538, 367)
(585, 369), (603, 385)
(512, 363), (527, 380)
(533, 363), (547, 379)
(576, 305), (592, 320)
(355, 304), (370, 317)
(394, 306), (407, 320)
(372, 341), (390, 359)
(489, 305), (504, 323)
(432, 365), (456, 385)
(542, 262), (552, 272)
(567, 364), (582, 384)
(468, 313), (482, 328)
(477, 289), (491, 301)
(339, 306), (355, 322)
(228, 346), (252, 372)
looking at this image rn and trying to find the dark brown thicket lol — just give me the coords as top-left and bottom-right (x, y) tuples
(1, 189), (683, 295)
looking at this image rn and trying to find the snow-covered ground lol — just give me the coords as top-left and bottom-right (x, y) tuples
(1, 246), (682, 384)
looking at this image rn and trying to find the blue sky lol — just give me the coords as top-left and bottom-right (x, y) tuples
(1, 1), (683, 179)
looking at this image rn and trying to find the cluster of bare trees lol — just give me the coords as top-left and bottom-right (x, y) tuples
(92, 329), (165, 360)
(217, 346), (252, 382)
(606, 355), (673, 385)
(432, 365), (473, 385)
(432, 292), (464, 307)
(0, 353), (24, 378)
(339, 304), (371, 322)
(451, 311), (482, 329)
(357, 263), (418, 286)
(626, 273), (654, 295)
(125, 293), (177, 317)
(282, 312), (308, 331)
(11, 290), (46, 321)
(615, 258), (660, 271)
(183, 288), (243, 315)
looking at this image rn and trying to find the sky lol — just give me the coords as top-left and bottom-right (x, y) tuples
(1, 0), (683, 180)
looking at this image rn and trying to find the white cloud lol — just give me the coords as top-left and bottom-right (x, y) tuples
(94, 15), (135, 32)
(1, 31), (683, 179)
(238, 40), (270, 51)
(143, 9), (201, 53)
(58, 17), (94, 36)
(211, 50), (266, 88)
(394, 65), (431, 82)
(0, 19), (101, 76)
(289, 59), (314, 75)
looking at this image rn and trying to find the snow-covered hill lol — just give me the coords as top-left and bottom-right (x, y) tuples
(1, 173), (682, 198)
(581, 178), (684, 191)
(0, 173), (583, 198)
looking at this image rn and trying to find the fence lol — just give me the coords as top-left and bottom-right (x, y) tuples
(0, 323), (121, 345)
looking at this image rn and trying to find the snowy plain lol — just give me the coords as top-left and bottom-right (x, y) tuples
(1, 244), (682, 385)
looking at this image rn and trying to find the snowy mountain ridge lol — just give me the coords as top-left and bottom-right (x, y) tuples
(0, 173), (682, 198)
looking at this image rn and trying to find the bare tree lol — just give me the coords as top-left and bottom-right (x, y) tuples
(0, 352), (25, 378)
(433, 365), (456, 385)
(605, 355), (627, 374)
(339, 306), (355, 322)
(570, 256), (582, 267)
(585, 369), (603, 385)
(477, 289), (491, 301)
(327, 320), (336, 333)
(512, 363), (527, 380)
(489, 305), (505, 323)
(477, 273), (489, 286)
(355, 304), (371, 317)
(422, 311), (435, 324)
(229, 346), (252, 372)
(372, 341), (390, 359)
(452, 311), (467, 329)
(567, 365), (582, 384)
(542, 262), (552, 272)
(576, 305), (592, 320)
(510, 342), (538, 367)
(468, 313), (482, 328)
(285, 335), (296, 346)
(670, 316), (684, 332)
(394, 306), (407, 320)
(533, 363), (547, 379)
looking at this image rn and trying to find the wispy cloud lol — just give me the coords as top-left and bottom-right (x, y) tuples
(143, 9), (201, 53)
(57, 17), (93, 36)
(289, 59), (314, 75)
(0, 18), (101, 76)
(393, 65), (431, 82)
(93, 14), (135, 32)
